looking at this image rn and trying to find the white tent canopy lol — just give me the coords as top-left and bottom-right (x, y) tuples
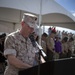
(0, 0), (75, 20)
(0, 0), (75, 32)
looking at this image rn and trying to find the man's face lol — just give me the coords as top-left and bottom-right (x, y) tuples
(28, 25), (34, 34)
(51, 33), (56, 38)
(23, 22), (34, 34)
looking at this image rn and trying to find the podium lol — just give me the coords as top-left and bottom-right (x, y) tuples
(19, 58), (75, 75)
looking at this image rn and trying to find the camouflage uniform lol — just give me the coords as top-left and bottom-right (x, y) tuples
(4, 30), (38, 75)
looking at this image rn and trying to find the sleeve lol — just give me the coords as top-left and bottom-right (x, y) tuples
(4, 35), (17, 57)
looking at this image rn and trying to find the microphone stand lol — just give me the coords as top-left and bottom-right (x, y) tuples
(35, 42), (46, 75)
(29, 35), (41, 75)
(35, 42), (43, 75)
(29, 35), (46, 75)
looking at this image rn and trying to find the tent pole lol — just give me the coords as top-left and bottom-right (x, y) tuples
(38, 0), (42, 46)
(38, 0), (42, 75)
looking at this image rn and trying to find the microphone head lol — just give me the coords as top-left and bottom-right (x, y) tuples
(29, 34), (36, 47)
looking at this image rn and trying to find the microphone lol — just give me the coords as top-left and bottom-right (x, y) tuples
(29, 34), (46, 57)
(29, 34), (36, 47)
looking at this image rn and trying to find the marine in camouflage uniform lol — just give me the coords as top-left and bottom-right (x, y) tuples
(4, 30), (39, 75)
(4, 13), (39, 75)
